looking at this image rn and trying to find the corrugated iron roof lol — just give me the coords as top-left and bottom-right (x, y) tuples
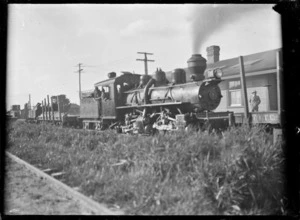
(93, 48), (281, 86)
(94, 73), (141, 86)
(206, 48), (281, 76)
(165, 48), (281, 79)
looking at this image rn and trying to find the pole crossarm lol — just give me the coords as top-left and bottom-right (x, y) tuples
(136, 59), (155, 62)
(137, 52), (153, 55)
(136, 52), (155, 75)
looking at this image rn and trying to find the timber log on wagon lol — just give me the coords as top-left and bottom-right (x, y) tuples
(12, 95), (82, 128)
(80, 54), (234, 134)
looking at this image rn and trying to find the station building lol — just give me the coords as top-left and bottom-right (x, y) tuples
(205, 46), (281, 114)
(168, 45), (282, 124)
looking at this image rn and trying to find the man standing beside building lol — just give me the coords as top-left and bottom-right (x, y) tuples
(249, 91), (261, 112)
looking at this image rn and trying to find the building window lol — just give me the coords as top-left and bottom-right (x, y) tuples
(229, 80), (242, 107)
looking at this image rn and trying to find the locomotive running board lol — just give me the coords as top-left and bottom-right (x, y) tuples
(116, 102), (189, 109)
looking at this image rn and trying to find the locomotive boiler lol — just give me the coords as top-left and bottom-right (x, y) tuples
(124, 54), (222, 109)
(117, 54), (224, 132)
(80, 53), (233, 133)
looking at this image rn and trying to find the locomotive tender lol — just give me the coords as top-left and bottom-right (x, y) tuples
(80, 54), (233, 133)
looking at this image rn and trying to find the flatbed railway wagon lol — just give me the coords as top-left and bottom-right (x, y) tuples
(7, 105), (21, 121)
(25, 95), (82, 128)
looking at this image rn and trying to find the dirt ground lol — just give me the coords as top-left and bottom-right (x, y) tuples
(4, 156), (98, 215)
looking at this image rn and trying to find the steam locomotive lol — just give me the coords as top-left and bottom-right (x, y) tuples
(80, 54), (234, 133)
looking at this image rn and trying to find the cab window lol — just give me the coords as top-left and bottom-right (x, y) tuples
(102, 86), (110, 99)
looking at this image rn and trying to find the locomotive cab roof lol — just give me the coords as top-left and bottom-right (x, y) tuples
(94, 73), (141, 87)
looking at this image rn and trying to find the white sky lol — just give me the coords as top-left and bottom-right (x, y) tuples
(6, 4), (281, 109)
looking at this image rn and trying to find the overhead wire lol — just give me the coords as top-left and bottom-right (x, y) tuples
(80, 56), (135, 70)
(78, 56), (138, 75)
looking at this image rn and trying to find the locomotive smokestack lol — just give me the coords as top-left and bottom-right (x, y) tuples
(187, 54), (207, 81)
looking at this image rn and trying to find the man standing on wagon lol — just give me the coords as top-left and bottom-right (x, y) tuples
(94, 86), (102, 114)
(249, 90), (261, 112)
(94, 86), (102, 99)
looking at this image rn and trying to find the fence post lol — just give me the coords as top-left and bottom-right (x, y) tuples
(57, 95), (62, 123)
(276, 50), (283, 126)
(44, 98), (48, 121)
(273, 128), (282, 144)
(47, 95), (51, 121)
(228, 113), (233, 127)
(42, 100), (45, 121)
(274, 50), (283, 144)
(51, 96), (55, 123)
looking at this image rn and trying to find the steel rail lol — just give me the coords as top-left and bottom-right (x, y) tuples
(6, 152), (123, 215)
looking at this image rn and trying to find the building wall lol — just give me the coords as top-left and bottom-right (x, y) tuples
(215, 72), (278, 113)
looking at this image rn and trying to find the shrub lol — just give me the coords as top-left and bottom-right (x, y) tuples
(6, 121), (285, 215)
(201, 125), (285, 214)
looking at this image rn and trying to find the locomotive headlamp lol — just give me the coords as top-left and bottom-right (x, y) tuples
(213, 68), (223, 79)
(205, 68), (223, 79)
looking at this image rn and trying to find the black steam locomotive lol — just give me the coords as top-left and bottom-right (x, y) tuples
(80, 54), (234, 133)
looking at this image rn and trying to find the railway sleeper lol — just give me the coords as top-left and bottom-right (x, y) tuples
(42, 168), (61, 175)
(51, 172), (66, 178)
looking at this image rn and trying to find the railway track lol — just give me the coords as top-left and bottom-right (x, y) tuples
(5, 152), (124, 215)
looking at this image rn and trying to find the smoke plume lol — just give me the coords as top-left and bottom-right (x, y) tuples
(189, 4), (269, 53)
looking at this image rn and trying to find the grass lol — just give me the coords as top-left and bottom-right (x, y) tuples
(6, 120), (286, 215)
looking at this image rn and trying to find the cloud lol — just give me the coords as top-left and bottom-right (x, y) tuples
(76, 26), (110, 38)
(32, 5), (82, 31)
(120, 18), (187, 37)
(120, 19), (149, 36)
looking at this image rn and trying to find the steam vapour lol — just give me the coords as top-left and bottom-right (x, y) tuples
(190, 4), (269, 53)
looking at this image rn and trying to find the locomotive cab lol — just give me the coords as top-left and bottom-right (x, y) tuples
(80, 72), (141, 130)
(94, 73), (141, 119)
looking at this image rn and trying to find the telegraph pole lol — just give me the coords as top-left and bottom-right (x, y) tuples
(239, 56), (249, 124)
(136, 52), (154, 75)
(76, 63), (83, 104)
(29, 94), (31, 109)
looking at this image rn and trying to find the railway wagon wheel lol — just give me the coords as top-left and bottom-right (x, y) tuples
(158, 130), (166, 135)
(101, 123), (109, 131)
(95, 122), (101, 131)
(83, 121), (89, 130)
(115, 126), (122, 133)
(144, 124), (152, 134)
